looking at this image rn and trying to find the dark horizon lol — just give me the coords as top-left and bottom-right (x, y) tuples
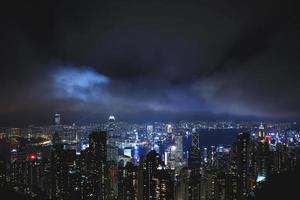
(0, 110), (299, 127)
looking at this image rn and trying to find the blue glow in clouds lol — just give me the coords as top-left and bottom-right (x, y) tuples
(52, 66), (110, 101)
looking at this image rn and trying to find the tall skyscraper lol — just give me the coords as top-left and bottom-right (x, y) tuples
(188, 129), (201, 167)
(186, 129), (202, 200)
(107, 115), (118, 163)
(257, 123), (265, 142)
(141, 150), (174, 200)
(54, 113), (61, 126)
(51, 142), (76, 199)
(0, 156), (6, 187)
(256, 139), (270, 183)
(88, 131), (107, 200)
(236, 132), (250, 200)
(152, 167), (174, 200)
(118, 162), (139, 200)
(225, 166), (238, 200)
(141, 150), (160, 200)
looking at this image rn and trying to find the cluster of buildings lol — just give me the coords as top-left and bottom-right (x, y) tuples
(0, 115), (300, 200)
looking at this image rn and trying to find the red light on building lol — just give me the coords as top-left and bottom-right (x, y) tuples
(264, 135), (272, 143)
(26, 152), (37, 161)
(172, 134), (176, 141)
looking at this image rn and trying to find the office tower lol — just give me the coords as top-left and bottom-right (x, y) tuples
(152, 167), (174, 200)
(185, 129), (201, 200)
(0, 155), (6, 186)
(55, 113), (61, 126)
(247, 140), (257, 189)
(166, 124), (172, 133)
(256, 139), (270, 183)
(203, 169), (218, 200)
(174, 134), (184, 164)
(188, 129), (201, 167)
(118, 162), (139, 200)
(146, 125), (154, 135)
(177, 167), (189, 200)
(51, 117), (77, 200)
(140, 150), (174, 200)
(51, 143), (76, 200)
(106, 163), (118, 199)
(141, 150), (161, 200)
(236, 132), (250, 200)
(188, 169), (202, 200)
(23, 151), (38, 194)
(225, 164), (238, 200)
(214, 172), (226, 200)
(8, 128), (21, 138)
(107, 115), (118, 163)
(257, 122), (265, 142)
(87, 131), (107, 200)
(51, 143), (63, 199)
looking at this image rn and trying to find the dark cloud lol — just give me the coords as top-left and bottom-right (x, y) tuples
(0, 0), (299, 125)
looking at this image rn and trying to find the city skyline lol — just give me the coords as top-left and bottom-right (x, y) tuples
(1, 1), (300, 199)
(1, 0), (300, 126)
(1, 115), (299, 200)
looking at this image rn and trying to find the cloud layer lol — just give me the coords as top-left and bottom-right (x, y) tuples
(0, 0), (299, 125)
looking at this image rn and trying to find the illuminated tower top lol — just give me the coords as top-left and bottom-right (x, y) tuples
(258, 122), (265, 141)
(259, 122), (264, 130)
(109, 115), (115, 122)
(191, 127), (199, 148)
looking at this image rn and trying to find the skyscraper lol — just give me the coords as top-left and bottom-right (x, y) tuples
(118, 162), (139, 200)
(54, 113), (61, 126)
(51, 143), (76, 200)
(236, 132), (250, 200)
(107, 115), (118, 163)
(0, 155), (6, 187)
(88, 131), (107, 200)
(152, 167), (174, 200)
(257, 123), (265, 142)
(140, 150), (159, 200)
(186, 129), (201, 200)
(188, 129), (201, 167)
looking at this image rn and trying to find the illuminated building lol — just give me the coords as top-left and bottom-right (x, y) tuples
(214, 172), (226, 200)
(51, 117), (77, 200)
(146, 125), (154, 135)
(236, 132), (250, 200)
(106, 162), (118, 199)
(118, 162), (139, 200)
(55, 113), (61, 126)
(257, 122), (265, 142)
(87, 131), (107, 200)
(256, 139), (270, 183)
(204, 169), (218, 200)
(8, 128), (21, 138)
(0, 156), (6, 186)
(225, 166), (238, 200)
(152, 167), (174, 200)
(141, 150), (160, 200)
(166, 124), (172, 133)
(51, 144), (76, 199)
(107, 115), (118, 163)
(164, 145), (177, 171)
(175, 134), (184, 161)
(177, 167), (190, 200)
(124, 147), (132, 157)
(188, 129), (201, 167)
(185, 129), (202, 200)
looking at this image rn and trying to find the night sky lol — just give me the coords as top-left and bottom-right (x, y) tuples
(1, 0), (299, 125)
